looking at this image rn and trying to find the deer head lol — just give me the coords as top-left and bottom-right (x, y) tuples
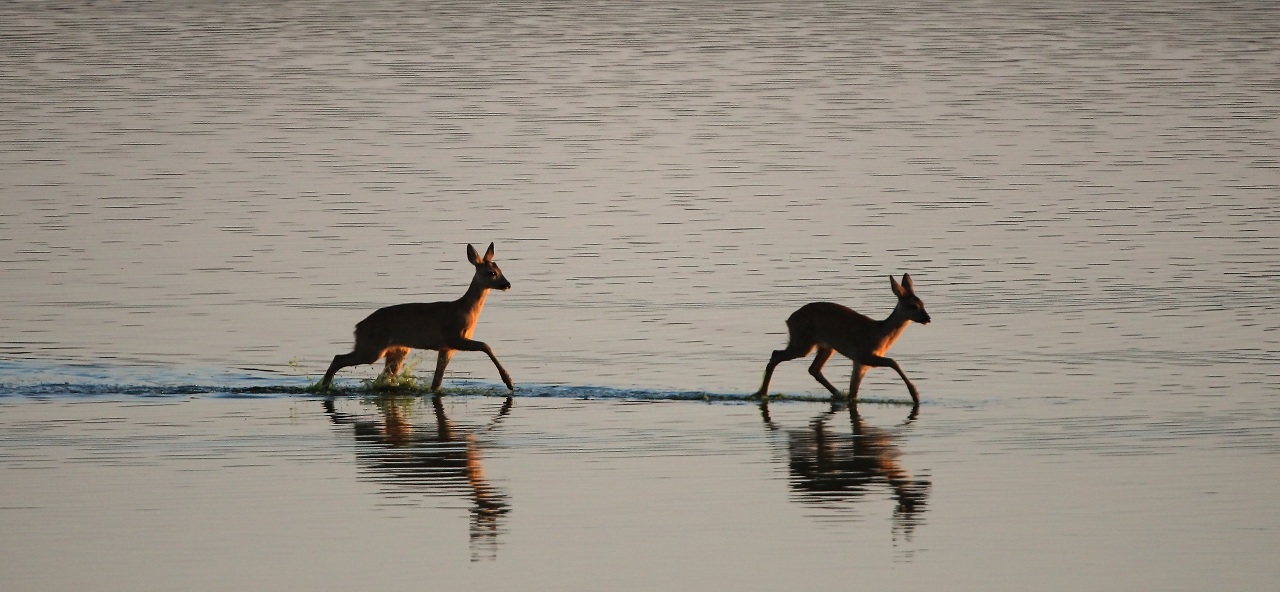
(890, 274), (930, 325)
(468, 243), (511, 291)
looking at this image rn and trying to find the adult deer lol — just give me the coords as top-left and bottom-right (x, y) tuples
(753, 274), (931, 403)
(320, 243), (515, 392)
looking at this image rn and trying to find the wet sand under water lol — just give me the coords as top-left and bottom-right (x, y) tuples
(1, 394), (1275, 591)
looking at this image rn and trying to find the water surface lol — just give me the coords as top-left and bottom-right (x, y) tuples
(1, 1), (1278, 589)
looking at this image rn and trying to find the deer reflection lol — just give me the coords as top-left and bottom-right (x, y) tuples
(761, 401), (930, 542)
(323, 394), (512, 561)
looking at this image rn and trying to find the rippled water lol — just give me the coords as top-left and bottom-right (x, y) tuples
(2, 0), (1278, 589)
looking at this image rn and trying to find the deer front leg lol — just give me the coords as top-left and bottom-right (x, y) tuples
(859, 354), (920, 403)
(431, 350), (455, 392)
(849, 361), (871, 401)
(449, 337), (514, 392)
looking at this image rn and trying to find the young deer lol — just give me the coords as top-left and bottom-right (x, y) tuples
(754, 274), (931, 403)
(320, 243), (515, 392)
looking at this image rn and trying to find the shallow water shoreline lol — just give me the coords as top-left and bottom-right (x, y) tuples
(0, 379), (923, 406)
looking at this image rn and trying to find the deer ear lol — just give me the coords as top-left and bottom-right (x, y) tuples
(890, 274), (906, 298)
(467, 244), (481, 265)
(901, 273), (914, 294)
(484, 242), (495, 263)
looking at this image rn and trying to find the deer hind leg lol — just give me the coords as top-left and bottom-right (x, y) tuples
(380, 346), (411, 384)
(322, 345), (387, 389)
(754, 341), (814, 398)
(807, 347), (845, 399)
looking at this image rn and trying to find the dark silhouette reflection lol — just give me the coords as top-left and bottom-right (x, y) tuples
(761, 400), (930, 543)
(324, 395), (512, 561)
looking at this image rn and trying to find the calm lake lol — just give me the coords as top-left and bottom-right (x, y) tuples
(2, 1), (1278, 589)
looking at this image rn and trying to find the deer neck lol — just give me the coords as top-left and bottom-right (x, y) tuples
(457, 280), (491, 317)
(876, 306), (914, 352)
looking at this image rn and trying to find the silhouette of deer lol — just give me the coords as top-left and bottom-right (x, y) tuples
(321, 243), (514, 392)
(754, 274), (931, 402)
